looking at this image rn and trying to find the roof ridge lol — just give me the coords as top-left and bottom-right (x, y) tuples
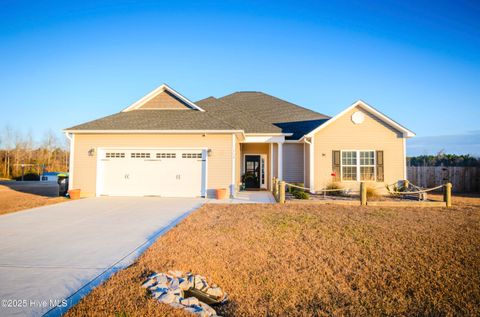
(220, 91), (330, 118)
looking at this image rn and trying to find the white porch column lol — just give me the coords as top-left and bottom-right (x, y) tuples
(277, 142), (283, 181)
(231, 134), (236, 198)
(269, 143), (273, 188)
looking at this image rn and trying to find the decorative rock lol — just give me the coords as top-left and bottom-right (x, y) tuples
(141, 278), (157, 289)
(152, 286), (168, 294)
(194, 276), (208, 290)
(151, 290), (167, 299)
(170, 286), (184, 297)
(179, 277), (192, 290)
(184, 305), (203, 314)
(143, 271), (225, 316)
(158, 292), (176, 304)
(170, 278), (180, 289)
(181, 296), (200, 306)
(198, 302), (217, 316)
(170, 302), (184, 309)
(206, 287), (223, 298)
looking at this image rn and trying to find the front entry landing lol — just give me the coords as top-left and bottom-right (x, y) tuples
(244, 154), (266, 190)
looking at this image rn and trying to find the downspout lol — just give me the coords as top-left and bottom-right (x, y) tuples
(64, 132), (74, 191)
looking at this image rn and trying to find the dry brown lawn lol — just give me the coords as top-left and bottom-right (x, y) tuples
(0, 185), (67, 216)
(67, 196), (480, 317)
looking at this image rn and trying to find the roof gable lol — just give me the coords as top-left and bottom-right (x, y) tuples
(122, 84), (205, 112)
(303, 100), (415, 139)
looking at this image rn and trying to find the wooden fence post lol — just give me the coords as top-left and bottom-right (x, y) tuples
(279, 181), (286, 204)
(404, 179), (409, 190)
(273, 177), (277, 197)
(360, 182), (367, 206)
(444, 182), (452, 208)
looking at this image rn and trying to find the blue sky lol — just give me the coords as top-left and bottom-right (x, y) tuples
(0, 0), (479, 155)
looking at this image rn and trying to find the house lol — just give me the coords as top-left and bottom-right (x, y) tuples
(40, 172), (66, 182)
(64, 84), (415, 198)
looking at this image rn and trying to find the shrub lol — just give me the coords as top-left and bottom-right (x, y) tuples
(325, 182), (345, 196)
(288, 183), (305, 194)
(293, 191), (310, 199)
(14, 173), (39, 181)
(366, 183), (380, 199)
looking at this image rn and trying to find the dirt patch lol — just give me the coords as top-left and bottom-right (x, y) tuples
(0, 185), (68, 216)
(66, 197), (480, 316)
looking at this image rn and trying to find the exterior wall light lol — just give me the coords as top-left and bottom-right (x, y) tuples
(88, 148), (96, 156)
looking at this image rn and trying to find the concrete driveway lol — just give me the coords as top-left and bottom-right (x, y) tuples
(0, 197), (204, 317)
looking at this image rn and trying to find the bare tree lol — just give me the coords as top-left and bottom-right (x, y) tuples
(2, 125), (14, 178)
(0, 126), (69, 179)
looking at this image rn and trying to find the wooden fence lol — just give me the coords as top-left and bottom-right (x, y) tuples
(407, 166), (480, 193)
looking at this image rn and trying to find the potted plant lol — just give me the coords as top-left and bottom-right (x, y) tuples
(215, 188), (227, 199)
(68, 188), (81, 200)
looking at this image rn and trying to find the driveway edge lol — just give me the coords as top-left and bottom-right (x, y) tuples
(42, 202), (203, 317)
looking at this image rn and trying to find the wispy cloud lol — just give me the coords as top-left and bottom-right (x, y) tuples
(407, 131), (480, 156)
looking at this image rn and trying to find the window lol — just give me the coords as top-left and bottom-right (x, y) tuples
(341, 151), (357, 181)
(156, 153), (176, 159)
(131, 153), (150, 158)
(341, 150), (375, 181)
(106, 152), (125, 158)
(182, 153), (202, 159)
(360, 151), (375, 181)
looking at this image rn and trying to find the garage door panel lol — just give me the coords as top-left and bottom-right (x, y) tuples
(99, 149), (205, 197)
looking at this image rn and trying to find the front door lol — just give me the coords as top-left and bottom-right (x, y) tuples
(244, 155), (261, 189)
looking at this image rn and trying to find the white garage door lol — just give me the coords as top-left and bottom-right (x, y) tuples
(97, 149), (206, 197)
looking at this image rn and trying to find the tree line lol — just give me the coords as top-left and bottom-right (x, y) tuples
(0, 126), (69, 180)
(407, 154), (480, 167)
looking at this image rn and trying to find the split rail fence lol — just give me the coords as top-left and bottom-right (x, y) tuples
(271, 177), (453, 208)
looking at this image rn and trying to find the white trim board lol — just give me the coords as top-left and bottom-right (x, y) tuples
(64, 129), (244, 134)
(65, 132), (74, 190)
(302, 100), (415, 139)
(122, 83), (205, 112)
(242, 153), (268, 189)
(231, 134), (236, 197)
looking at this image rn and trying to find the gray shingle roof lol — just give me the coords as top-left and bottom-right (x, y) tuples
(66, 110), (236, 131)
(219, 92), (329, 124)
(67, 91), (331, 139)
(217, 92), (330, 139)
(196, 97), (282, 134)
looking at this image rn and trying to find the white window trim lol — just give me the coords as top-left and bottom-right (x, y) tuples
(340, 150), (376, 182)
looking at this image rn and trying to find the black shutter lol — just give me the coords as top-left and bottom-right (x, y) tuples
(332, 150), (341, 182)
(376, 151), (384, 182)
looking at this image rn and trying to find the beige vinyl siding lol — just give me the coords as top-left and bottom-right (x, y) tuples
(313, 105), (405, 192)
(72, 133), (233, 197)
(283, 143), (304, 183)
(138, 91), (191, 110)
